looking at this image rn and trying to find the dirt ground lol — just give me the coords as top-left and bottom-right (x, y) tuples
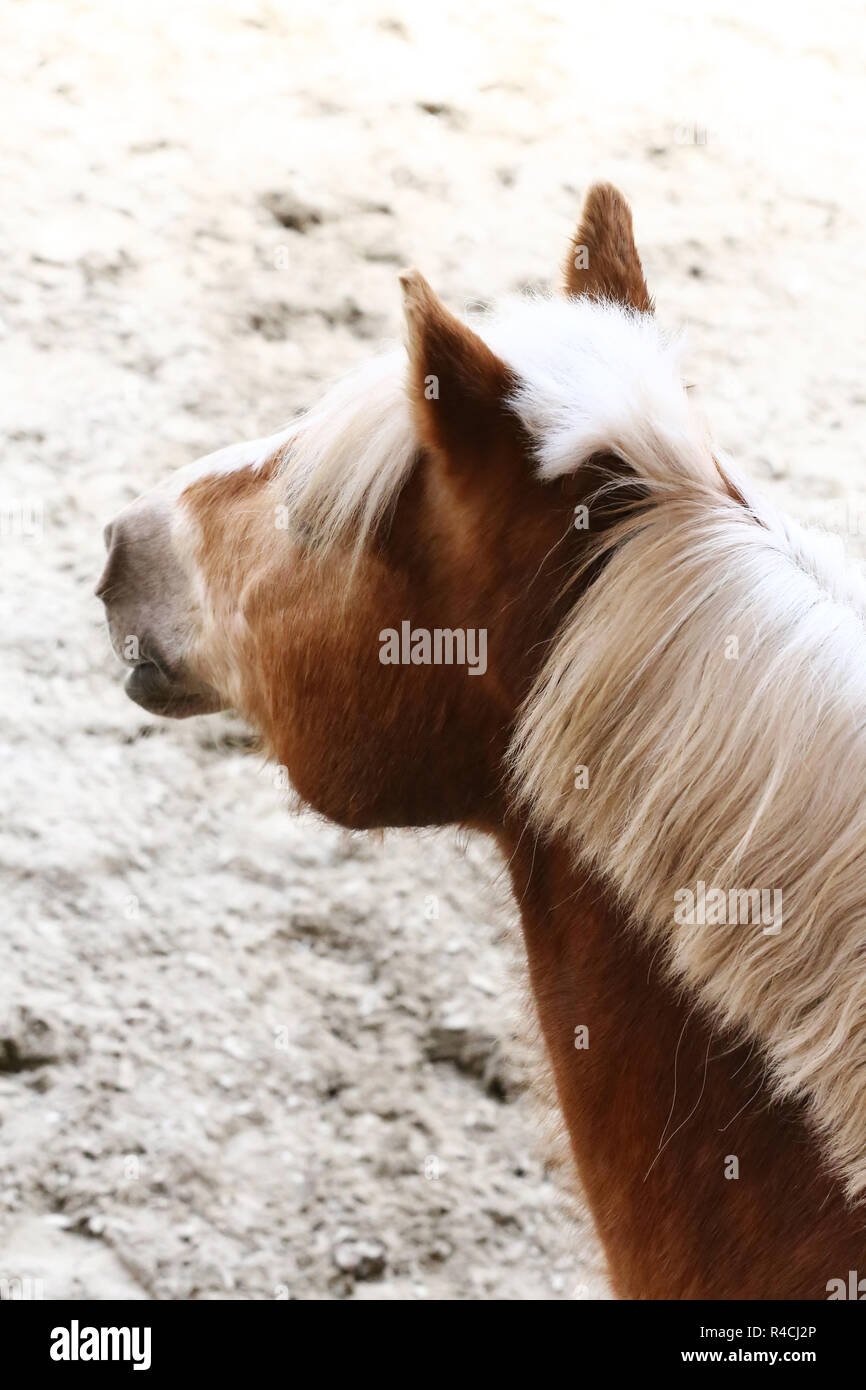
(2, 1), (866, 1300)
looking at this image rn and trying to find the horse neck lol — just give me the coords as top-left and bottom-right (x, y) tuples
(498, 823), (866, 1298)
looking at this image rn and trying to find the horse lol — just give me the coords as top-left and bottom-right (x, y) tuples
(96, 183), (866, 1299)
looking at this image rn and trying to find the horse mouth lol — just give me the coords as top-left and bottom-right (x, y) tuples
(124, 659), (222, 720)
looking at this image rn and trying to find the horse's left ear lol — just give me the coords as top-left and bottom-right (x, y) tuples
(563, 182), (653, 313)
(399, 268), (516, 468)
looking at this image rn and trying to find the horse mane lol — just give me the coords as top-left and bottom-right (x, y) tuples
(512, 434), (866, 1200)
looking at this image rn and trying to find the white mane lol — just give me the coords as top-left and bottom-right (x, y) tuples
(511, 438), (866, 1201)
(488, 294), (718, 490)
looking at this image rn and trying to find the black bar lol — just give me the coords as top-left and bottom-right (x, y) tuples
(1, 1299), (860, 1374)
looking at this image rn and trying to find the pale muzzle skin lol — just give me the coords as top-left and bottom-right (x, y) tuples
(95, 490), (223, 720)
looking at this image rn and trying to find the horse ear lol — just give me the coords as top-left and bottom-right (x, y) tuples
(399, 269), (515, 466)
(563, 182), (653, 313)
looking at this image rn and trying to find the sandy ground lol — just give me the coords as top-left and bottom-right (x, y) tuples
(2, 0), (866, 1300)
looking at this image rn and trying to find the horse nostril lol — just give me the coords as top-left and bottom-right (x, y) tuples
(95, 522), (121, 600)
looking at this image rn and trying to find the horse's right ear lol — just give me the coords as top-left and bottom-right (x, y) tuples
(563, 182), (653, 313)
(399, 269), (516, 469)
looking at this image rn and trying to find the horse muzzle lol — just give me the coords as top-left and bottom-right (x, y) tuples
(122, 650), (222, 719)
(96, 498), (224, 719)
